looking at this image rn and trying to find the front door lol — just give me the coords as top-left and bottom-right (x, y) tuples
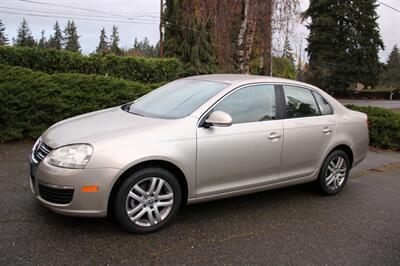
(196, 84), (284, 197)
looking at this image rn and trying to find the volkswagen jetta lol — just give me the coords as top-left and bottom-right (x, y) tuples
(30, 75), (369, 233)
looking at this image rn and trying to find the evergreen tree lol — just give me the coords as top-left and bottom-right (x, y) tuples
(64, 20), (80, 52)
(272, 56), (296, 79)
(133, 37), (139, 50)
(305, 0), (384, 92)
(380, 45), (400, 89)
(38, 30), (47, 48)
(282, 37), (295, 66)
(164, 0), (184, 58)
(109, 25), (121, 55)
(48, 21), (63, 50)
(164, 0), (216, 74)
(185, 14), (216, 74)
(15, 18), (35, 47)
(96, 28), (109, 54)
(154, 41), (160, 56)
(0, 19), (8, 45)
(126, 37), (160, 57)
(142, 37), (151, 53)
(129, 37), (159, 57)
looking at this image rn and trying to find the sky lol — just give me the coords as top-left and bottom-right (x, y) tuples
(1, 0), (399, 62)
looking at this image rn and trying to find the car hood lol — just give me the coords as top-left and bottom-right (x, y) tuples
(42, 107), (170, 148)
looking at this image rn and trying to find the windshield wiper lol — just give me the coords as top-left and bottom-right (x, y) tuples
(130, 110), (143, 116)
(121, 103), (131, 112)
(121, 103), (143, 116)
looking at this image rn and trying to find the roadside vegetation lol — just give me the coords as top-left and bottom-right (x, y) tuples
(347, 105), (400, 151)
(0, 64), (160, 142)
(0, 46), (183, 84)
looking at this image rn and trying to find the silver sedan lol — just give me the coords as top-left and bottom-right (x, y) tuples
(29, 74), (369, 233)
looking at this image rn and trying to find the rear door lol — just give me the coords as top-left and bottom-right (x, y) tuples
(196, 84), (284, 197)
(279, 85), (336, 180)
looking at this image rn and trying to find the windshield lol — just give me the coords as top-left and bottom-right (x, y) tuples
(126, 79), (228, 119)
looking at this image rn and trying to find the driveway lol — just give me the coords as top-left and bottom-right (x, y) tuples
(1, 142), (400, 265)
(338, 99), (400, 109)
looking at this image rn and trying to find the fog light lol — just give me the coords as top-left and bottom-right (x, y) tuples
(81, 186), (99, 192)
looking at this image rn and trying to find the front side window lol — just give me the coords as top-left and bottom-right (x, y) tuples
(283, 86), (319, 118)
(213, 84), (276, 124)
(127, 79), (228, 119)
(312, 91), (333, 115)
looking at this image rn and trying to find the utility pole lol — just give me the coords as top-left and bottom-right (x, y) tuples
(159, 0), (164, 58)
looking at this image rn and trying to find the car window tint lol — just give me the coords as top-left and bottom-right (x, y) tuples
(213, 84), (276, 124)
(283, 86), (320, 118)
(312, 91), (333, 115)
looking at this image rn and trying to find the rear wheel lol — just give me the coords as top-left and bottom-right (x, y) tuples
(317, 150), (350, 195)
(114, 167), (182, 234)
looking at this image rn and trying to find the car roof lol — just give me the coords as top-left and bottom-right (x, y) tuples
(184, 74), (314, 87)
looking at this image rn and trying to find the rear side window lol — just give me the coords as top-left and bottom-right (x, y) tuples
(283, 86), (319, 118)
(312, 91), (333, 115)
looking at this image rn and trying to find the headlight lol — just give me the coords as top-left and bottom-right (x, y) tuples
(47, 144), (93, 169)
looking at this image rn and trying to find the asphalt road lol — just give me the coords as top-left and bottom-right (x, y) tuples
(338, 99), (400, 109)
(1, 142), (400, 265)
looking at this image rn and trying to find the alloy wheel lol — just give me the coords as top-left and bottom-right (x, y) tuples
(125, 177), (174, 227)
(325, 156), (347, 190)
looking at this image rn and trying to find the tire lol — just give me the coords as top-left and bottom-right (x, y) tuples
(113, 167), (182, 234)
(317, 150), (350, 195)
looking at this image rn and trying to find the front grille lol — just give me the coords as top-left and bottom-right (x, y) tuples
(32, 141), (52, 164)
(39, 183), (74, 204)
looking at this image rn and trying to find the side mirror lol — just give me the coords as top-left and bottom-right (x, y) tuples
(205, 111), (232, 127)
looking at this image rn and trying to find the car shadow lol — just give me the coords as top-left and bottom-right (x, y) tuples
(33, 182), (321, 236)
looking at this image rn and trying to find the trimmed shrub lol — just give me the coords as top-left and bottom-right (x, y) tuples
(347, 105), (400, 150)
(0, 64), (161, 142)
(0, 46), (184, 83)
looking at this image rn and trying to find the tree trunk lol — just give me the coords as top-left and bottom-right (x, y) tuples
(237, 0), (249, 73)
(263, 0), (273, 76)
(243, 20), (256, 74)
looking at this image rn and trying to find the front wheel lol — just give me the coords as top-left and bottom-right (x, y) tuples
(114, 167), (182, 234)
(317, 150), (350, 195)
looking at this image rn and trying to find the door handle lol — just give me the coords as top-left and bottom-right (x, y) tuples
(268, 132), (282, 140)
(322, 127), (332, 134)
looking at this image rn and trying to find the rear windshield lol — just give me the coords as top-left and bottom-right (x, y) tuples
(126, 79), (228, 119)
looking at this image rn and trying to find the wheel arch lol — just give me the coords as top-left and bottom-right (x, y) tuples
(107, 159), (189, 215)
(328, 144), (354, 168)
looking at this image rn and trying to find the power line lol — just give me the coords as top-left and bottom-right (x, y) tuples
(0, 11), (160, 24)
(18, 0), (137, 19)
(0, 10), (208, 34)
(1, 7), (158, 20)
(377, 1), (400, 13)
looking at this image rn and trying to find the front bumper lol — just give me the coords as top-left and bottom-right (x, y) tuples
(30, 156), (120, 217)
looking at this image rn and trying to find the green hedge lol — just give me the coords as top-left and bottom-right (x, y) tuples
(347, 105), (400, 150)
(0, 46), (184, 83)
(0, 64), (161, 142)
